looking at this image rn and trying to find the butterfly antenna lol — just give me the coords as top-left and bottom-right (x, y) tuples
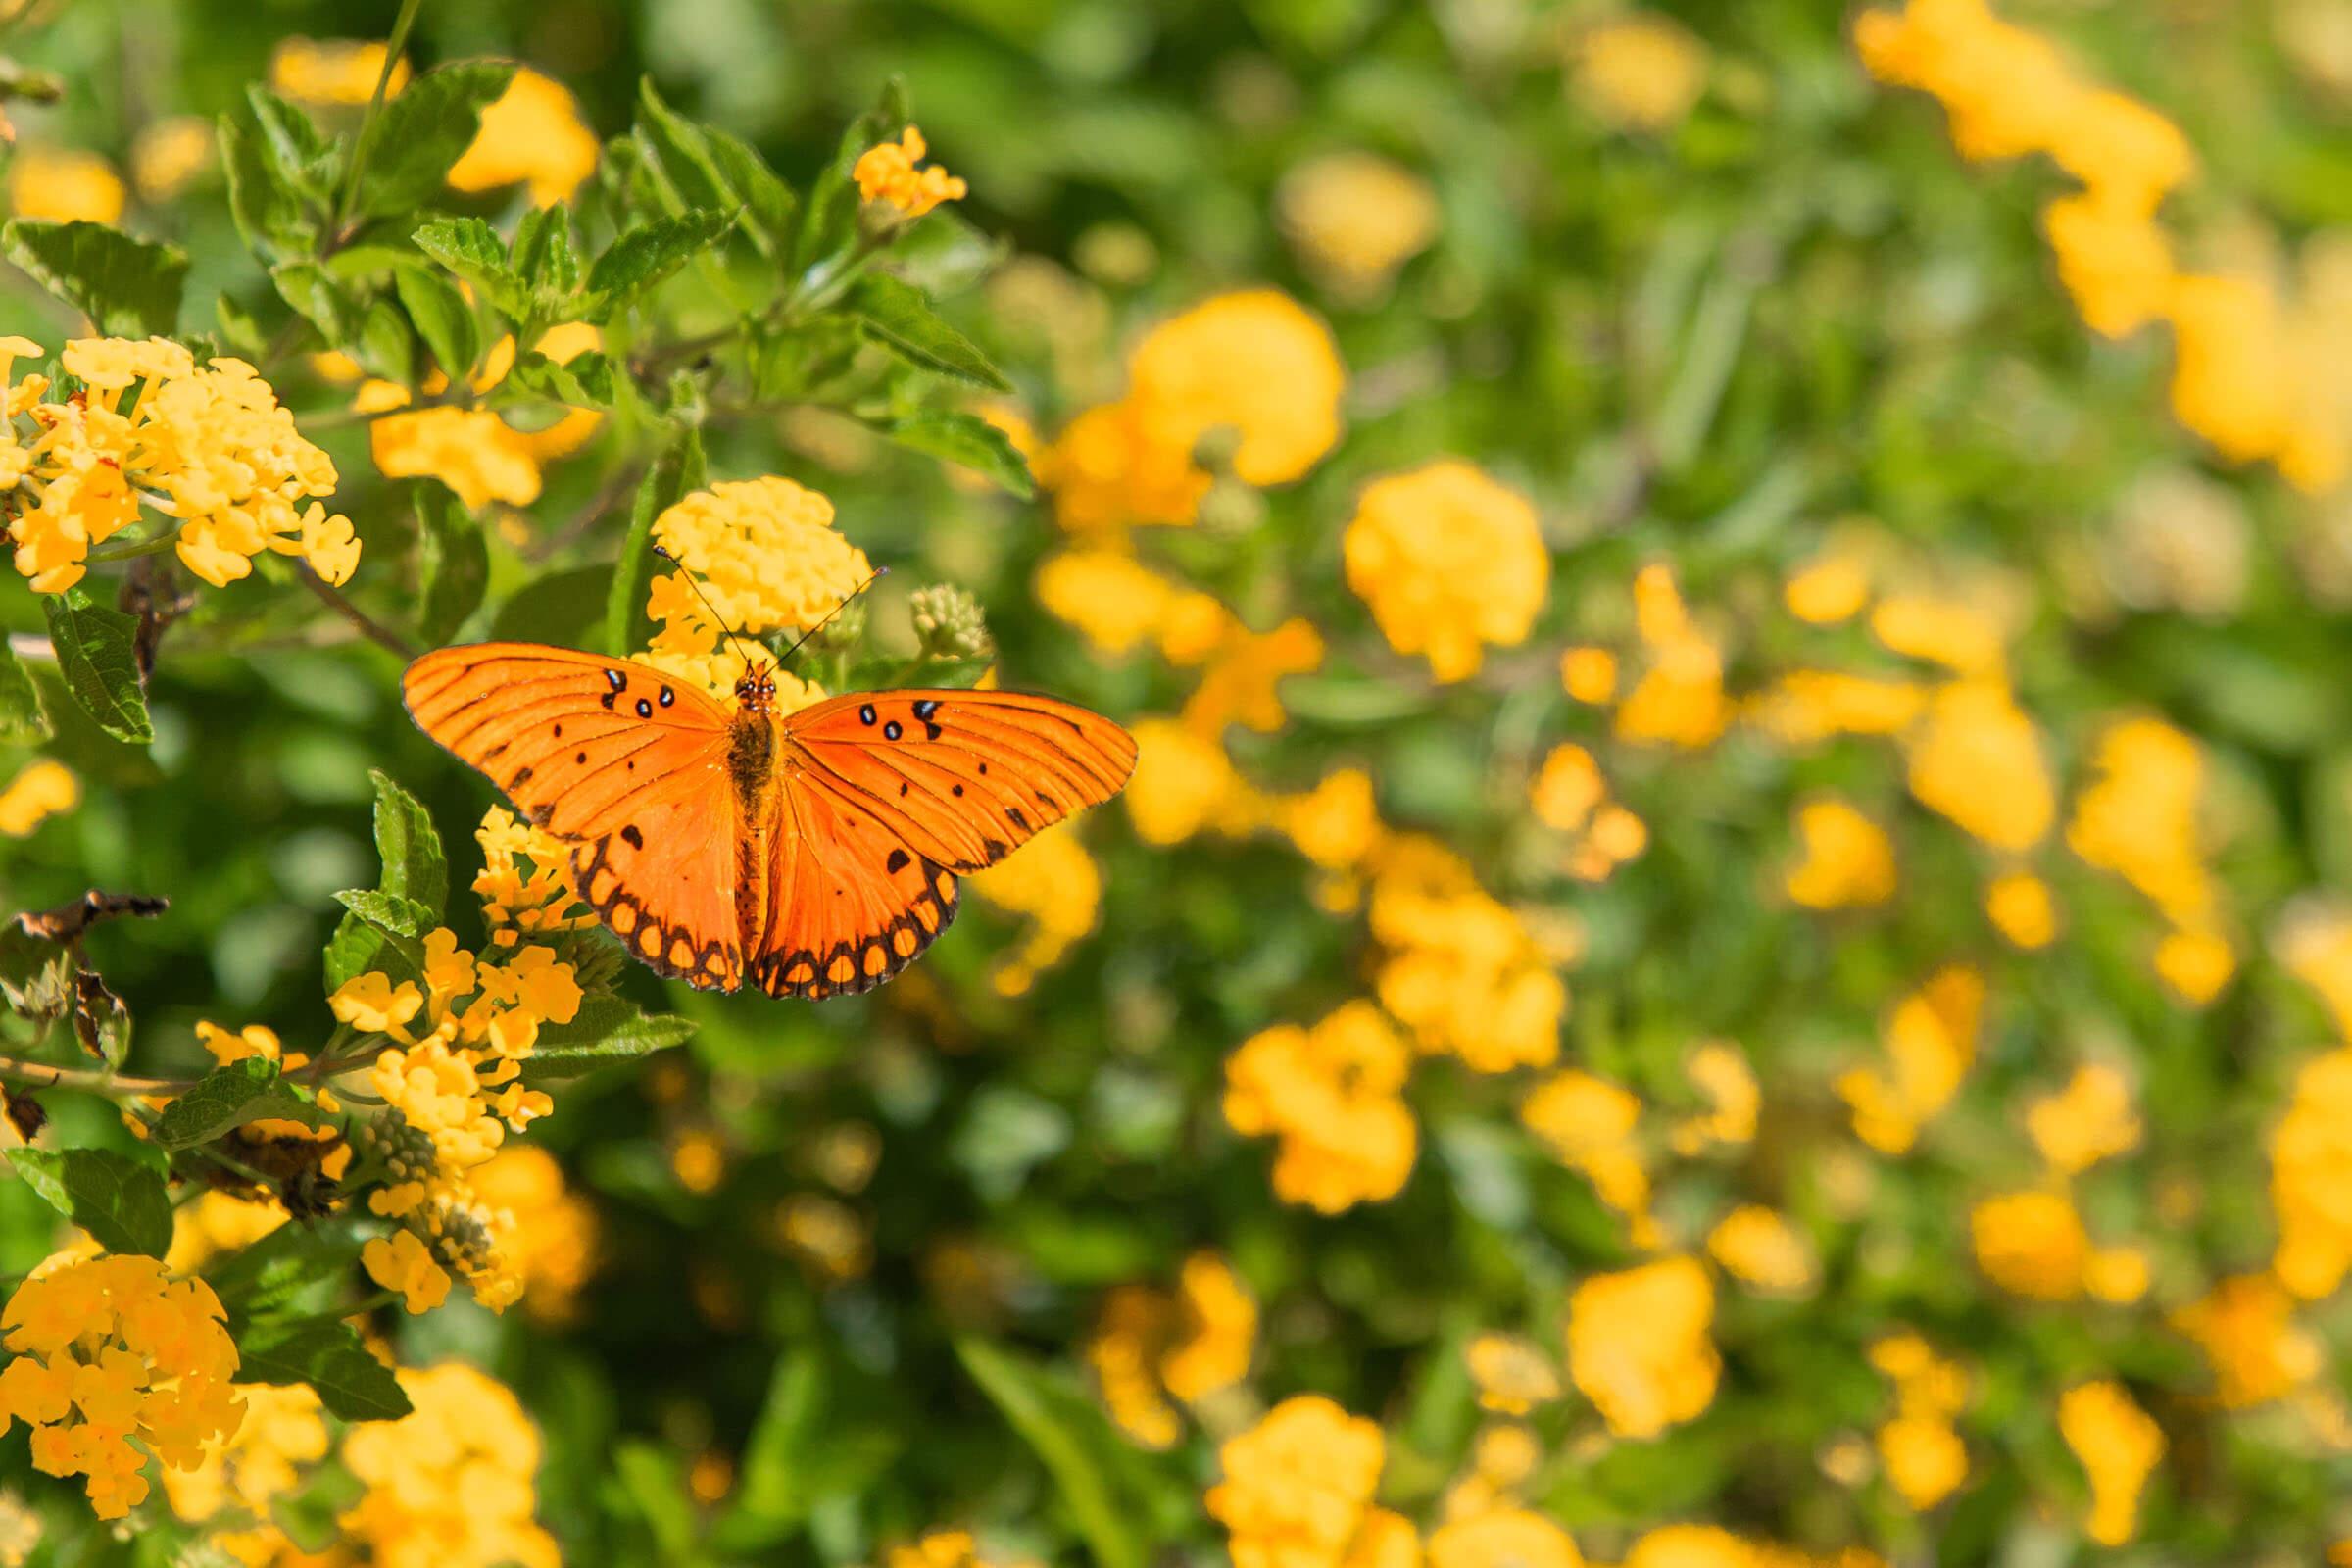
(779, 567), (889, 668)
(651, 544), (761, 656)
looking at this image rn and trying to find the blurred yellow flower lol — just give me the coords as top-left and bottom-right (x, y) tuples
(1277, 151), (1440, 299)
(1746, 671), (1924, 746)
(1785, 554), (1871, 625)
(855, 124), (967, 220)
(2171, 1274), (2322, 1408)
(2067, 718), (2217, 927)
(129, 117), (213, 203)
(2058, 1381), (2163, 1545)
(1573, 14), (1708, 132)
(1208, 1396), (1392, 1568)
(1132, 290), (1346, 489)
(1566, 1256), (1719, 1439)
(1279, 768), (1383, 871)
(0, 760), (76, 837)
(1673, 1040), (1758, 1153)
(1838, 964), (1983, 1154)
(971, 821), (1103, 995)
(340, 1362), (559, 1568)
(1369, 835), (1566, 1072)
(1615, 564), (1730, 748)
(160, 1382), (326, 1535)
(363, 1229), (453, 1314)
(469, 1144), (599, 1323)
(1523, 1070), (1653, 1241)
(1428, 1510), (1581, 1568)
(270, 37), (408, 104)
(1707, 1205), (1818, 1296)
(1903, 680), (2052, 851)
(1970, 1189), (2091, 1300)
(1984, 871), (2058, 949)
(1225, 1003), (1417, 1213)
(448, 67), (599, 206)
(1125, 718), (1259, 846)
(1467, 1333), (1562, 1415)
(1087, 1251), (1257, 1446)
(1559, 647), (1618, 704)
(1785, 799), (1897, 909)
(7, 148), (125, 223)
(2027, 1064), (2139, 1176)
(165, 1192), (286, 1277)
(1869, 1332), (1969, 1510)
(1871, 595), (2005, 676)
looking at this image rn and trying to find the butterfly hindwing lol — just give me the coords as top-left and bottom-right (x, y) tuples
(780, 690), (1138, 873)
(404, 643), (746, 991)
(749, 775), (957, 1001)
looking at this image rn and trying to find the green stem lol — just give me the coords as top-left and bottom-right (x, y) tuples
(85, 526), (186, 564)
(0, 1053), (193, 1098)
(329, 0), (426, 236)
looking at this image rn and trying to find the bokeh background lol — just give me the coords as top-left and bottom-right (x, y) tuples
(4, 0), (2352, 1562)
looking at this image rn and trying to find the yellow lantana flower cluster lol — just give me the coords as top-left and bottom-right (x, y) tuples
(1869, 1332), (1970, 1510)
(1706, 1205), (1819, 1297)
(642, 474), (866, 702)
(0, 760), (77, 837)
(1837, 963), (1984, 1155)
(1224, 1002), (1418, 1214)
(0, 1253), (243, 1519)
(1368, 835), (1565, 1073)
(7, 148), (126, 224)
(2169, 1273), (2322, 1410)
(1572, 13), (1710, 133)
(467, 1144), (600, 1323)
(1275, 151), (1441, 302)
(447, 67), (600, 207)
(1783, 798), (1897, 909)
(1530, 744), (1647, 883)
(1206, 1396), (1413, 1568)
(968, 821), (1105, 996)
(1039, 289), (1344, 534)
(359, 320), (607, 511)
(269, 37), (407, 105)
(338, 1362), (561, 1568)
(3, 336), (358, 593)
(160, 1383), (329, 1544)
(1857, 0), (2345, 489)
(2057, 1381), (2165, 1545)
(1522, 1069), (1655, 1246)
(1968, 1189), (2147, 1304)
(1344, 462), (1550, 684)
(853, 125), (968, 220)
(1566, 1254), (1720, 1439)
(1084, 1251), (1256, 1447)
(2066, 717), (2233, 1003)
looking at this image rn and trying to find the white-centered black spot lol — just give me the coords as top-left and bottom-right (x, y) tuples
(859, 704), (877, 725)
(660, 686), (675, 708)
(912, 699), (939, 719)
(605, 669), (626, 690)
(883, 720), (902, 740)
(635, 698), (653, 717)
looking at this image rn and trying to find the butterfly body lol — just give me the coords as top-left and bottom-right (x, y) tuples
(403, 644), (1136, 1001)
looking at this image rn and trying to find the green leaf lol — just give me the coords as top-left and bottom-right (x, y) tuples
(633, 79), (737, 214)
(270, 261), (364, 347)
(413, 218), (528, 318)
(505, 349), (617, 409)
(495, 563), (612, 647)
(604, 425), (705, 656)
(214, 289), (268, 357)
(154, 1058), (322, 1152)
(522, 998), (697, 1081)
(220, 114), (316, 262)
(7, 1148), (172, 1257)
(391, 264), (480, 383)
(355, 61), (517, 219)
(705, 127), (797, 257)
(246, 85), (341, 199)
(794, 77), (907, 272)
(332, 888), (438, 939)
(584, 209), (737, 320)
(512, 204), (583, 298)
(208, 1216), (368, 1319)
(844, 273), (1009, 391)
(323, 909), (422, 994)
(0, 643), (51, 746)
(233, 1318), (412, 1422)
(355, 298), (417, 382)
(884, 410), (1035, 497)
(956, 1336), (1147, 1568)
(0, 923), (73, 1020)
(2, 219), (186, 337)
(416, 486), (488, 645)
(613, 1441), (700, 1559)
(368, 769), (447, 914)
(41, 588), (151, 744)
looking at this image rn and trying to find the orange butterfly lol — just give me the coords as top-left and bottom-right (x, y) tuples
(403, 645), (1135, 1000)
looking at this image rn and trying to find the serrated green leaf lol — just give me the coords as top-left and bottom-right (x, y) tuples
(0, 643), (50, 746)
(220, 113), (316, 262)
(844, 273), (1008, 391)
(154, 1058), (322, 1152)
(331, 888), (438, 938)
(368, 769), (447, 915)
(703, 126), (796, 258)
(505, 349), (617, 409)
(416, 486), (488, 645)
(246, 85), (341, 198)
(884, 410), (1035, 497)
(523, 998), (697, 1081)
(233, 1318), (411, 1421)
(413, 218), (528, 318)
(355, 61), (517, 219)
(270, 260), (363, 346)
(41, 588), (151, 745)
(8, 1148), (172, 1257)
(584, 209), (736, 320)
(207, 1216), (368, 1319)
(322, 909), (422, 993)
(605, 425), (705, 656)
(634, 78), (736, 214)
(2, 219), (187, 338)
(391, 264), (480, 383)
(512, 204), (583, 298)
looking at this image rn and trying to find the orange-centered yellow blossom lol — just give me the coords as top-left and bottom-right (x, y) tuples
(0, 1253), (243, 1519)
(853, 125), (967, 220)
(1566, 1256), (1720, 1439)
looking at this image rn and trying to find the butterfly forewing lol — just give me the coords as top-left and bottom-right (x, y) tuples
(781, 690), (1138, 873)
(403, 643), (747, 990)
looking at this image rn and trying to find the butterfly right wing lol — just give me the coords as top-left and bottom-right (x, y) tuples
(403, 643), (747, 991)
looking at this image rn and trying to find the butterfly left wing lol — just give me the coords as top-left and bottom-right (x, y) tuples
(779, 689), (1137, 873)
(747, 773), (961, 1000)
